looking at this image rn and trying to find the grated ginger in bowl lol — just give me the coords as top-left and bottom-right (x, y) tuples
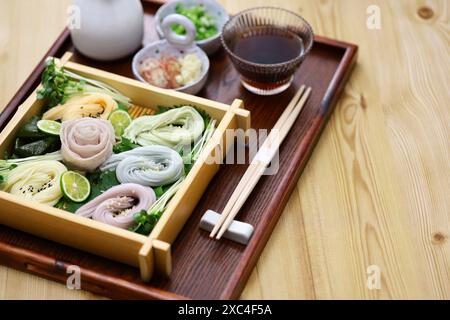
(176, 53), (203, 86)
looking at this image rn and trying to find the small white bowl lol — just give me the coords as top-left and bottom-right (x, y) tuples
(132, 15), (210, 95)
(155, 0), (229, 55)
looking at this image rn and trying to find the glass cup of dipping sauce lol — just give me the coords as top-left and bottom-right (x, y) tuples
(221, 7), (314, 95)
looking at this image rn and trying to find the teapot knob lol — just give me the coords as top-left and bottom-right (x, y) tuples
(161, 14), (197, 48)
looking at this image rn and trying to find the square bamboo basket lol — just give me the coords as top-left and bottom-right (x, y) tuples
(0, 52), (251, 281)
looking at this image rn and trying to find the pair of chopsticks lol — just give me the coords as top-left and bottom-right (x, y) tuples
(210, 85), (312, 240)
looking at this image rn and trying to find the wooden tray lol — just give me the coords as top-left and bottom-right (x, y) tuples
(0, 2), (357, 299)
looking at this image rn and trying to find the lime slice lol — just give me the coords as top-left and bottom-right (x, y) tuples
(37, 120), (61, 136)
(108, 110), (132, 139)
(60, 171), (91, 202)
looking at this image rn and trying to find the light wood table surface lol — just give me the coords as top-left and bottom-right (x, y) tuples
(0, 0), (448, 300)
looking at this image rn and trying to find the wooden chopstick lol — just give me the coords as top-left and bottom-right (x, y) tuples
(208, 86), (306, 238)
(215, 87), (311, 239)
(209, 86), (311, 239)
(209, 86), (305, 238)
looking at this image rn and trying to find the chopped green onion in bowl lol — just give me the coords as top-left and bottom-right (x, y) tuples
(172, 4), (218, 41)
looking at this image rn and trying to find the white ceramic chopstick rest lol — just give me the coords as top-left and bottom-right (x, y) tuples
(200, 210), (254, 245)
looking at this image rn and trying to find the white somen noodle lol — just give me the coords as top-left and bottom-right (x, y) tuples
(1, 160), (67, 206)
(100, 145), (184, 186)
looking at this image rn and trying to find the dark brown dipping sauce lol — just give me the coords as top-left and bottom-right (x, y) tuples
(232, 26), (304, 64)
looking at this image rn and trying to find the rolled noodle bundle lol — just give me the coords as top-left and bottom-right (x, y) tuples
(123, 106), (204, 148)
(61, 118), (115, 172)
(100, 145), (184, 186)
(1, 160), (67, 206)
(75, 183), (156, 229)
(42, 93), (117, 122)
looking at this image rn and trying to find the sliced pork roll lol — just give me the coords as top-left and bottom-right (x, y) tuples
(60, 118), (115, 172)
(75, 183), (156, 229)
(100, 145), (184, 186)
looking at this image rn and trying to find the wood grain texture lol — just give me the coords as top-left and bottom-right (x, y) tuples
(0, 0), (448, 299)
(243, 0), (449, 300)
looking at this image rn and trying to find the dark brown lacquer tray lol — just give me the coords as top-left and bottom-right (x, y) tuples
(0, 2), (357, 299)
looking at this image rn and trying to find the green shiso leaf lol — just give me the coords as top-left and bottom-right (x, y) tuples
(113, 137), (140, 154)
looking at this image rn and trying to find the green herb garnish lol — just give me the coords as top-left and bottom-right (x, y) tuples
(37, 58), (131, 108)
(153, 183), (174, 198)
(113, 137), (140, 154)
(131, 209), (163, 235)
(130, 177), (185, 235)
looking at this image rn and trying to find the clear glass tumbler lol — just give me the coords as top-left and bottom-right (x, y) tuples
(221, 7), (314, 95)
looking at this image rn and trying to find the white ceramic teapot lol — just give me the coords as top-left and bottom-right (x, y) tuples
(70, 0), (144, 61)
